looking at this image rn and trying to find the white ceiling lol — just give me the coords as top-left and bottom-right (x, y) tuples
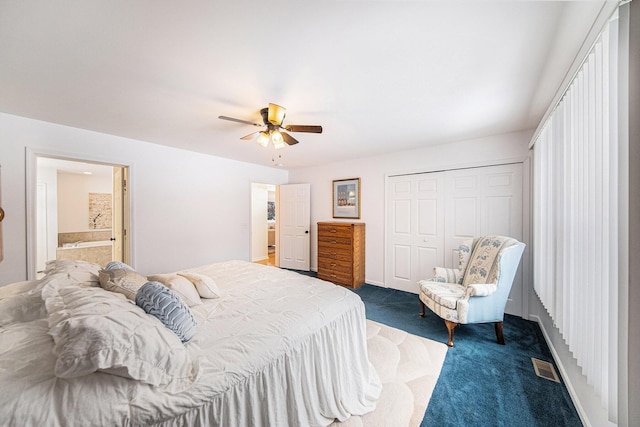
(0, 1), (609, 169)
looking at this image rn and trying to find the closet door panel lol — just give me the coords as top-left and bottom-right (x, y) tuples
(386, 173), (445, 293)
(446, 171), (482, 266)
(485, 196), (514, 235)
(393, 244), (411, 281)
(481, 165), (523, 315)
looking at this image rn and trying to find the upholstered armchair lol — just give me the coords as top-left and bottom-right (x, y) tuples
(418, 235), (525, 347)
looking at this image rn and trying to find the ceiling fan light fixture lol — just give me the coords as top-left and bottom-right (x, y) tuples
(271, 130), (286, 149)
(219, 103), (322, 151)
(256, 131), (270, 147)
(268, 103), (286, 125)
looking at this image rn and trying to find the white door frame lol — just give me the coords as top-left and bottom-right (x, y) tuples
(26, 147), (133, 279)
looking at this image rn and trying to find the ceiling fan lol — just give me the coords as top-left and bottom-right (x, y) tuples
(219, 103), (322, 149)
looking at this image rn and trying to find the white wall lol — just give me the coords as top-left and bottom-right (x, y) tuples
(288, 129), (532, 287)
(0, 112), (288, 284)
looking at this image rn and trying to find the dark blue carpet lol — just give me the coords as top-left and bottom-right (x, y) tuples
(350, 284), (582, 427)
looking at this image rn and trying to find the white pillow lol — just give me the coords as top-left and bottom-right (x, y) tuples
(41, 279), (199, 393)
(147, 274), (202, 306)
(98, 268), (148, 301)
(177, 271), (221, 299)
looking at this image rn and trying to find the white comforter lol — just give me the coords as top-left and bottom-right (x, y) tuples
(0, 260), (381, 427)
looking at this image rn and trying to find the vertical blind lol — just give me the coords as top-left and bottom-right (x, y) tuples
(532, 12), (619, 418)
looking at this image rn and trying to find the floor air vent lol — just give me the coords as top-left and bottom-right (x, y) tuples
(531, 358), (560, 383)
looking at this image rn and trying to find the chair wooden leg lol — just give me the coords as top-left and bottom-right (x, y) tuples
(419, 299), (425, 317)
(445, 320), (457, 347)
(495, 321), (505, 345)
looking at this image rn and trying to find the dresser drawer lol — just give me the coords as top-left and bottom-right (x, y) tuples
(317, 248), (353, 261)
(318, 271), (353, 287)
(318, 258), (353, 274)
(318, 225), (353, 239)
(318, 239), (352, 254)
(318, 234), (352, 246)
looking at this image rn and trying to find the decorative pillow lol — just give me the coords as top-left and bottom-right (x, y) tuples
(147, 274), (202, 306)
(135, 281), (197, 343)
(41, 280), (199, 392)
(98, 268), (148, 300)
(177, 271), (220, 299)
(105, 261), (134, 271)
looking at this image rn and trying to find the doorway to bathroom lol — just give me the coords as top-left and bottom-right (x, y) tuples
(251, 183), (277, 266)
(32, 156), (130, 278)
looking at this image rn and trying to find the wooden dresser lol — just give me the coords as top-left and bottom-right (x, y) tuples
(317, 222), (365, 288)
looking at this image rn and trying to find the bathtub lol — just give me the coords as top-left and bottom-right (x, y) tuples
(56, 240), (113, 267)
(59, 240), (113, 249)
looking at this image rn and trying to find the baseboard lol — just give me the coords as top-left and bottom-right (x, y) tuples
(364, 279), (385, 287)
(529, 314), (589, 427)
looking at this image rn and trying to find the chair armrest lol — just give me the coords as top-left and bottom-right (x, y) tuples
(464, 283), (498, 297)
(432, 267), (463, 284)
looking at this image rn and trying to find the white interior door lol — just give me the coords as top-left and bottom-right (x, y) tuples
(278, 183), (310, 271)
(386, 173), (445, 293)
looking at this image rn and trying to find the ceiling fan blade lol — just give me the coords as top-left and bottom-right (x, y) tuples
(218, 116), (262, 127)
(284, 124), (323, 133)
(267, 103), (286, 126)
(240, 131), (260, 140)
(281, 131), (299, 145)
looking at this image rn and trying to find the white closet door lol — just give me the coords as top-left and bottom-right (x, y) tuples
(444, 164), (523, 262)
(386, 173), (445, 293)
(385, 163), (524, 316)
(445, 164), (523, 315)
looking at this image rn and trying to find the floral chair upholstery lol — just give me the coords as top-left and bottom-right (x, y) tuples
(418, 235), (525, 347)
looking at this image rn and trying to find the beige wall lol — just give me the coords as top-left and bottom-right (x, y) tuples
(57, 170), (112, 233)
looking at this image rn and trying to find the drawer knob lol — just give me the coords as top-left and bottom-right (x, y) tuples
(330, 229), (337, 233)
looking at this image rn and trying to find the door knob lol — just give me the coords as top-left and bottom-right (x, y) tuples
(305, 230), (309, 234)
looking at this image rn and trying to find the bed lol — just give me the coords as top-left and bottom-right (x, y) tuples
(0, 259), (381, 426)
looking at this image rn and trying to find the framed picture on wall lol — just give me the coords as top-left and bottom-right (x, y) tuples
(333, 178), (360, 219)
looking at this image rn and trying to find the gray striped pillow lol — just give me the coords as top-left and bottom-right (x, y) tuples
(135, 281), (197, 343)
